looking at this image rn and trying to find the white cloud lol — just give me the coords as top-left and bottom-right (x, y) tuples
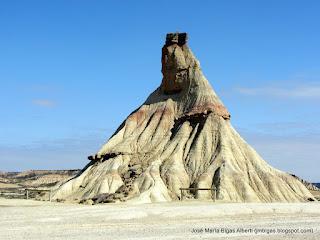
(235, 83), (320, 99)
(32, 99), (56, 107)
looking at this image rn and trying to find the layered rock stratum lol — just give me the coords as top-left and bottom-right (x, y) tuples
(53, 33), (315, 203)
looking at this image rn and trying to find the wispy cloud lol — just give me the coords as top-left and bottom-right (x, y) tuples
(235, 82), (320, 99)
(254, 121), (320, 136)
(32, 99), (56, 107)
(237, 128), (320, 182)
(0, 130), (112, 172)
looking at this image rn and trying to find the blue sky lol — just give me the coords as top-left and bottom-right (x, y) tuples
(0, 1), (319, 182)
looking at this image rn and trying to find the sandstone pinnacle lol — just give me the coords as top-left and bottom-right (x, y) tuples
(53, 33), (315, 203)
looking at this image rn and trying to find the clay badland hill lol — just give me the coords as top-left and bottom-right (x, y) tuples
(53, 33), (315, 204)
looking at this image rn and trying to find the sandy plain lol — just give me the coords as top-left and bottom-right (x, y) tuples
(0, 198), (320, 240)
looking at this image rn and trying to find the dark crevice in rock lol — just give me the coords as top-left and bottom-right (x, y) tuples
(88, 152), (123, 162)
(195, 137), (221, 185)
(137, 111), (157, 142)
(170, 112), (210, 141)
(213, 167), (221, 199)
(102, 153), (120, 161)
(90, 193), (116, 204)
(150, 106), (168, 143)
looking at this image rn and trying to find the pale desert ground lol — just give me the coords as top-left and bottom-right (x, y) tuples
(0, 198), (319, 240)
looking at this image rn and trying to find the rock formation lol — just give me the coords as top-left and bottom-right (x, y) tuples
(53, 33), (315, 203)
(290, 174), (320, 192)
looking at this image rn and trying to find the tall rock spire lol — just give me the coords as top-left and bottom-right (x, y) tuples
(53, 33), (315, 203)
(161, 33), (189, 94)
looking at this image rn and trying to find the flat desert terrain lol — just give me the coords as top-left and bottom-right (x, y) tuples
(0, 198), (319, 240)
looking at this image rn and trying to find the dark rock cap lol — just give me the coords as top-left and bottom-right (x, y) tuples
(165, 32), (188, 46)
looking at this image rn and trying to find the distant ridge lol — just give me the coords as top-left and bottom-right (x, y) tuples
(0, 170), (80, 189)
